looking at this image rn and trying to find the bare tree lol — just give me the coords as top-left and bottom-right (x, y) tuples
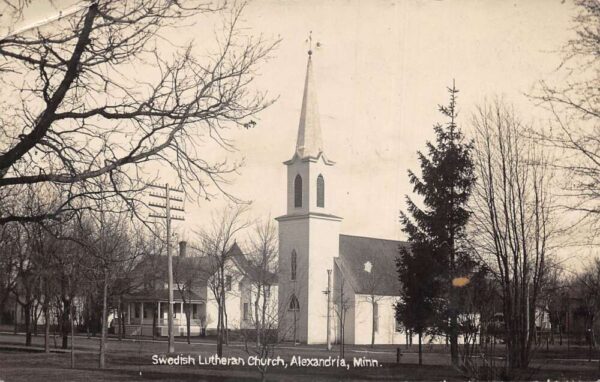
(469, 99), (559, 370)
(0, 0), (278, 225)
(11, 223), (37, 346)
(173, 241), (207, 344)
(532, 0), (600, 236)
(360, 262), (384, 348)
(0, 223), (19, 324)
(333, 276), (352, 358)
(198, 204), (249, 357)
(575, 258), (600, 349)
(77, 209), (142, 369)
(245, 218), (278, 348)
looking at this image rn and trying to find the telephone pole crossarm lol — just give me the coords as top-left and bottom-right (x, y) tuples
(147, 182), (185, 354)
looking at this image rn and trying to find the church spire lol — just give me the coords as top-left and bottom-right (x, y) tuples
(295, 50), (324, 159)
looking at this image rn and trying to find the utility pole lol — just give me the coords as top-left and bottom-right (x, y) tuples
(323, 269), (332, 351)
(149, 183), (185, 354)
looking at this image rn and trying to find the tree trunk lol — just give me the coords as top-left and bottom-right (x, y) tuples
(371, 300), (375, 348)
(44, 304), (50, 353)
(70, 300), (75, 369)
(255, 289), (261, 348)
(24, 303), (32, 346)
(99, 271), (108, 369)
(186, 300), (191, 345)
(121, 301), (127, 340)
(418, 331), (422, 366)
(217, 293), (223, 357)
(61, 298), (70, 349)
(152, 302), (156, 341)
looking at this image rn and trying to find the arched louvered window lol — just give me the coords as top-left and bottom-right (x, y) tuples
(317, 174), (325, 208)
(294, 175), (302, 207)
(289, 294), (300, 311)
(291, 250), (297, 281)
(294, 174), (302, 207)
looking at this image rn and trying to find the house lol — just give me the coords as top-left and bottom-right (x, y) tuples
(121, 242), (278, 337)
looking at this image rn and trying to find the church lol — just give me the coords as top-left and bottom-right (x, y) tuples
(276, 49), (408, 345)
(113, 49), (410, 346)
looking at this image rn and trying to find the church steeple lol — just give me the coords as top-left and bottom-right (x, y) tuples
(295, 51), (324, 159)
(277, 44), (342, 345)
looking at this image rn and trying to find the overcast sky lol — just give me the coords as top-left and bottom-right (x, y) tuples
(15, 1), (584, 261)
(193, 0), (576, 241)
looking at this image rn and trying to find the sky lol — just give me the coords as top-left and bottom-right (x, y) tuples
(183, 0), (576, 242)
(11, 1), (585, 259)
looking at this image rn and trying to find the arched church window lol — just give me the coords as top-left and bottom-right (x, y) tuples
(289, 294), (300, 311)
(294, 174), (302, 207)
(317, 174), (325, 208)
(291, 250), (297, 281)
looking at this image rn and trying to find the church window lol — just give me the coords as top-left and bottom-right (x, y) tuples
(291, 250), (297, 281)
(294, 174), (302, 207)
(317, 174), (325, 207)
(289, 294), (300, 311)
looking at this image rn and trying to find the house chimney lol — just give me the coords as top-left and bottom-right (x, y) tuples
(179, 241), (187, 257)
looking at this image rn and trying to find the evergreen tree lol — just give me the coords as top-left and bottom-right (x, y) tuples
(396, 82), (475, 367)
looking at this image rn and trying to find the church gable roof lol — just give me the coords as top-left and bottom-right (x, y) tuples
(337, 234), (408, 296)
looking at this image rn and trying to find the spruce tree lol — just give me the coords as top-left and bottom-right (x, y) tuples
(396, 82), (475, 367)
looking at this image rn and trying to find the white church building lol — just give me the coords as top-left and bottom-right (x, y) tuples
(276, 49), (408, 345)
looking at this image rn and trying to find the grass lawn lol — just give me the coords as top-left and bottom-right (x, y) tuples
(0, 333), (599, 381)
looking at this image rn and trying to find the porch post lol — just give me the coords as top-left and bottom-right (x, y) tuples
(180, 302), (184, 326)
(157, 302), (161, 324)
(127, 303), (131, 325)
(141, 302), (144, 324)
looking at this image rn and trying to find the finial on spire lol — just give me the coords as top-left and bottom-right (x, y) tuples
(306, 31), (321, 57)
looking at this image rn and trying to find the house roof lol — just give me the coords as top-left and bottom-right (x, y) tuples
(229, 242), (278, 284)
(336, 234), (408, 296)
(124, 289), (204, 303)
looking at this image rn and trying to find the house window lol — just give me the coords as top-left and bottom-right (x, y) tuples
(226, 275), (232, 291)
(291, 250), (297, 281)
(243, 303), (249, 321)
(264, 285), (271, 299)
(317, 174), (325, 207)
(174, 304), (180, 317)
(294, 174), (302, 207)
(289, 294), (300, 311)
(373, 302), (379, 332)
(192, 304), (198, 319)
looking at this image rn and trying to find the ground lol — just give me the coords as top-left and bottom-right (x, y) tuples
(0, 331), (598, 381)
